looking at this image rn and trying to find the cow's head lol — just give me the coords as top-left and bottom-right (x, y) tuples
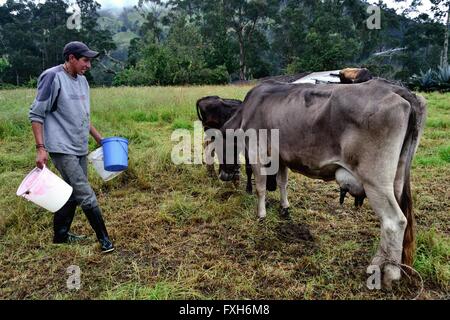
(218, 140), (241, 182)
(217, 112), (244, 182)
(196, 96), (242, 130)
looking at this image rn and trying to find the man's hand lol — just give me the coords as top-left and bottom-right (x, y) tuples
(31, 122), (47, 169)
(36, 148), (48, 169)
(90, 124), (103, 147)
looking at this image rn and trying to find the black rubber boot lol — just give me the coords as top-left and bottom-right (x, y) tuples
(82, 206), (115, 253)
(53, 201), (86, 243)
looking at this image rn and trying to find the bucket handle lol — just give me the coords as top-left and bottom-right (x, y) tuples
(119, 140), (128, 155)
(104, 139), (128, 157)
(18, 165), (46, 197)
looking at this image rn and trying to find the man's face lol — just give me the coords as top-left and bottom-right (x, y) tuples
(68, 55), (92, 75)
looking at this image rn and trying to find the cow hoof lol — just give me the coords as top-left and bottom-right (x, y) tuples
(258, 216), (266, 223)
(383, 264), (401, 289)
(246, 186), (252, 194)
(280, 208), (290, 219)
(354, 196), (365, 208)
(257, 210), (267, 221)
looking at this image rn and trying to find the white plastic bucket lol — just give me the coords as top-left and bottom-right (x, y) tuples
(88, 147), (123, 182)
(16, 165), (73, 213)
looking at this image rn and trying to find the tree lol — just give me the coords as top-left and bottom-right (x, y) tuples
(198, 1), (238, 77)
(433, 0), (450, 67)
(140, 0), (278, 80)
(164, 14), (207, 84)
(0, 0), (115, 85)
(136, 0), (166, 41)
(0, 56), (10, 82)
(76, 0), (116, 56)
(114, 13), (229, 86)
(399, 12), (444, 77)
(0, 0), (41, 85)
(221, 0), (278, 80)
(278, 0), (363, 73)
(396, 0), (450, 67)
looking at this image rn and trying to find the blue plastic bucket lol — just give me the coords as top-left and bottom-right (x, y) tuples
(102, 137), (129, 172)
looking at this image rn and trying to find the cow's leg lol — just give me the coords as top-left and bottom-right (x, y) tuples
(245, 149), (253, 194)
(253, 163), (267, 219)
(364, 185), (407, 287)
(204, 139), (215, 177)
(232, 173), (240, 188)
(277, 164), (290, 218)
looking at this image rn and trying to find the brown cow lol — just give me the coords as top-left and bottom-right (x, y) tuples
(196, 96), (277, 193)
(196, 96), (242, 178)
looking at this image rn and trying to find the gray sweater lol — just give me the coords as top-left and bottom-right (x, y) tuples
(29, 65), (91, 156)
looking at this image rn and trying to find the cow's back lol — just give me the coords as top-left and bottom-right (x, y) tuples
(238, 79), (415, 179)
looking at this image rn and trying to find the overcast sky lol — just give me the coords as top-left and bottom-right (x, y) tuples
(95, 0), (138, 9)
(0, 0), (434, 15)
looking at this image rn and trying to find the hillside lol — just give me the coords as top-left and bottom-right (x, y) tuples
(98, 6), (145, 51)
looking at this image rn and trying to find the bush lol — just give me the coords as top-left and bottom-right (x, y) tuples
(409, 66), (450, 92)
(25, 77), (37, 88)
(113, 59), (229, 86)
(436, 66), (450, 84)
(112, 17), (230, 87)
(193, 66), (229, 85)
(409, 69), (437, 91)
(113, 68), (154, 86)
(0, 56), (10, 75)
(0, 82), (17, 90)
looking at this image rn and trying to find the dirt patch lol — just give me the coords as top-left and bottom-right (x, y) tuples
(219, 190), (237, 201)
(276, 222), (314, 243)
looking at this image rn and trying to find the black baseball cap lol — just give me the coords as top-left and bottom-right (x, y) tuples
(63, 41), (100, 59)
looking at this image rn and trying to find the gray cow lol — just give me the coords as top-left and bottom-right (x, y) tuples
(218, 79), (427, 287)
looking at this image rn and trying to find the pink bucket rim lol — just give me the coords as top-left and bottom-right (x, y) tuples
(16, 165), (46, 197)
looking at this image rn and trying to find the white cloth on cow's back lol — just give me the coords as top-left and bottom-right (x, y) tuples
(293, 70), (341, 84)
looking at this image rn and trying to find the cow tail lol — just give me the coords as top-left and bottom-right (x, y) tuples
(399, 95), (427, 268)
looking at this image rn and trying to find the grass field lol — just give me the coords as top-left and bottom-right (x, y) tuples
(0, 85), (448, 300)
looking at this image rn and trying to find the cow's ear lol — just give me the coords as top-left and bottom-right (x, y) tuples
(221, 99), (242, 108)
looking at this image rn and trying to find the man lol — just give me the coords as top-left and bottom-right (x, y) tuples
(29, 41), (114, 253)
